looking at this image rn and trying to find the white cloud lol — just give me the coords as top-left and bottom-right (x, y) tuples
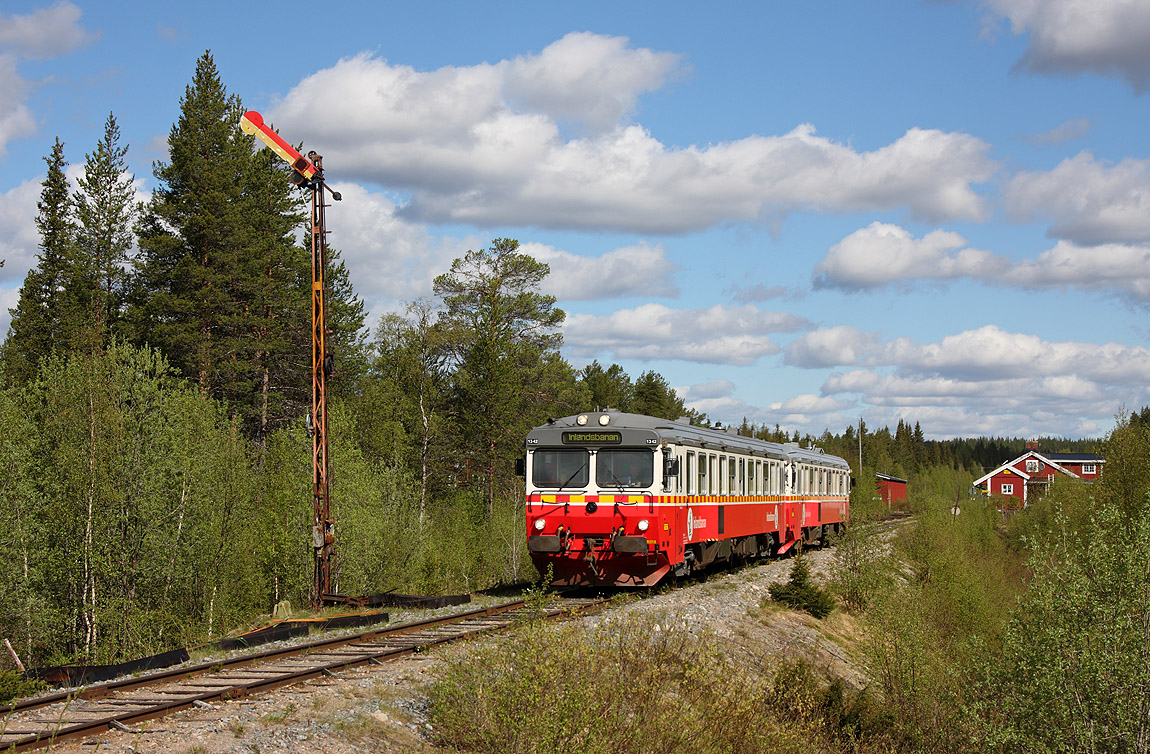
(768, 393), (854, 415)
(523, 241), (678, 301)
(823, 368), (1131, 438)
(798, 324), (1150, 437)
(268, 36), (996, 234)
(730, 283), (791, 303)
(0, 177), (41, 285)
(683, 380), (736, 400)
(811, 220), (1150, 303)
(784, 326), (884, 368)
(501, 31), (684, 133)
(813, 222), (1009, 290)
(0, 2), (99, 60)
(324, 183), (683, 326)
(0, 3), (98, 157)
(1004, 152), (1150, 244)
(562, 302), (810, 365)
(983, 0), (1150, 91)
(0, 285), (18, 338)
(325, 182), (477, 320)
(0, 54), (36, 157)
(1002, 239), (1150, 300)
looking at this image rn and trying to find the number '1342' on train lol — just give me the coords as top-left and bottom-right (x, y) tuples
(523, 410), (852, 587)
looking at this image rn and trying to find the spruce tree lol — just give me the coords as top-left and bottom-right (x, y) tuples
(73, 112), (136, 343)
(3, 138), (78, 384)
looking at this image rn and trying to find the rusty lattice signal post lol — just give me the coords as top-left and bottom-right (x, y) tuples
(240, 111), (342, 607)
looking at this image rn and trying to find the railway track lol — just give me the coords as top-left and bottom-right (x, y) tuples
(0, 595), (609, 752)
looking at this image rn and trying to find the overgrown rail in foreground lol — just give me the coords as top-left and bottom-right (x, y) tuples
(0, 595), (609, 753)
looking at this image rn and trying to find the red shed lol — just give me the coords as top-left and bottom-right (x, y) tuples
(973, 446), (1103, 510)
(875, 473), (908, 506)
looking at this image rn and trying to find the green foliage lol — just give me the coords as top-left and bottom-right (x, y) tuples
(0, 670), (46, 705)
(829, 509), (892, 612)
(1096, 408), (1150, 521)
(131, 51), (313, 439)
(430, 615), (891, 754)
(433, 238), (569, 509)
(856, 482), (1025, 750)
(863, 585), (962, 750)
(73, 112), (136, 342)
(768, 555), (836, 619)
(969, 498), (1150, 752)
(0, 342), (270, 663)
(3, 137), (80, 384)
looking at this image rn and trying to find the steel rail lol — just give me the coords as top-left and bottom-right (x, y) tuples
(1, 596), (609, 753)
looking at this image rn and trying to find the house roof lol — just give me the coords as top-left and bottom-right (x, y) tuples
(875, 473), (907, 484)
(1041, 452), (1104, 464)
(973, 449), (1102, 488)
(973, 461), (1031, 487)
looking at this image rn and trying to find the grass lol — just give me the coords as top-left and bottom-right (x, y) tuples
(261, 701), (297, 724)
(428, 612), (895, 754)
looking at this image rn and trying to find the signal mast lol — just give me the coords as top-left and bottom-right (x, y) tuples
(240, 111), (343, 607)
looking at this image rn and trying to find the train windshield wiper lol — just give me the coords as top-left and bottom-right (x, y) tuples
(556, 464), (587, 491)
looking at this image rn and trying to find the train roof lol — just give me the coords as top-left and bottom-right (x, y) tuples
(527, 410), (850, 469)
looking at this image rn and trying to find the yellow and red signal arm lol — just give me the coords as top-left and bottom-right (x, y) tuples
(240, 110), (317, 182)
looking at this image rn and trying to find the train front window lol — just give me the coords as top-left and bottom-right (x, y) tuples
(532, 449), (589, 489)
(596, 449), (654, 488)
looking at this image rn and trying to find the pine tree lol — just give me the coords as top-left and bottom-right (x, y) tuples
(433, 238), (565, 510)
(131, 51), (322, 438)
(580, 361), (633, 411)
(132, 51), (248, 393)
(3, 138), (78, 384)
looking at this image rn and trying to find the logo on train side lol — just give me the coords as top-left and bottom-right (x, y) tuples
(685, 507), (706, 539)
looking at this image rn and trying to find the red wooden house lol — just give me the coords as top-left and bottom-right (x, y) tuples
(875, 473), (908, 506)
(973, 444), (1103, 509)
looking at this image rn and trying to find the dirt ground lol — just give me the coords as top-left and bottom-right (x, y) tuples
(33, 544), (870, 754)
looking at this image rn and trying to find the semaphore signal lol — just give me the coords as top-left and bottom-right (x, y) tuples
(241, 109), (342, 608)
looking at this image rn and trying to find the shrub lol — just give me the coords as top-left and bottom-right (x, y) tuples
(768, 556), (836, 619)
(829, 509), (892, 612)
(429, 614), (893, 754)
(0, 669), (45, 704)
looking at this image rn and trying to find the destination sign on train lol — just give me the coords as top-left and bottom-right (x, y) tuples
(561, 431), (622, 445)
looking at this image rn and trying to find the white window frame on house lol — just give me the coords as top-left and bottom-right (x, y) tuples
(1083, 464), (1096, 474)
(1025, 459), (1041, 473)
(1001, 483), (1014, 495)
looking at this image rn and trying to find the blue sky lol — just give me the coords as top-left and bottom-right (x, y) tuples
(2, 0), (1150, 440)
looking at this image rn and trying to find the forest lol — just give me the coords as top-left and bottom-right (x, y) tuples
(0, 46), (1130, 717)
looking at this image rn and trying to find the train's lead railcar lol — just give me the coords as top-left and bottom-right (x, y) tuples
(524, 410), (852, 587)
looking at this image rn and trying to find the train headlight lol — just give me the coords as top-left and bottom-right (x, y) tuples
(637, 519), (650, 532)
(598, 414), (611, 426)
(576, 414), (588, 426)
(534, 518), (546, 532)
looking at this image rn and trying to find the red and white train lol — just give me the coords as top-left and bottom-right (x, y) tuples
(525, 410), (852, 587)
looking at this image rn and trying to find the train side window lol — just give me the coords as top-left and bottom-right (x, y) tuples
(729, 457), (737, 495)
(699, 454), (708, 494)
(709, 455), (718, 494)
(686, 452), (695, 494)
(738, 458), (745, 495)
(718, 456), (726, 495)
